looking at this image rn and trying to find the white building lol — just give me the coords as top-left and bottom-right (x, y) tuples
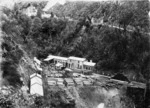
(91, 17), (104, 25)
(23, 5), (37, 17)
(45, 55), (68, 67)
(30, 73), (43, 96)
(44, 55), (96, 70)
(68, 56), (86, 70)
(53, 56), (68, 67)
(83, 60), (96, 70)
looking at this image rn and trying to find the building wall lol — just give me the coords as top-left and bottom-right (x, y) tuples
(54, 59), (67, 67)
(30, 84), (43, 96)
(83, 65), (94, 70)
(46, 56), (96, 70)
(67, 59), (84, 70)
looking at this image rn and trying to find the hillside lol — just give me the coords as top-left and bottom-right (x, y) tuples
(1, 0), (149, 89)
(50, 1), (149, 32)
(0, 0), (150, 108)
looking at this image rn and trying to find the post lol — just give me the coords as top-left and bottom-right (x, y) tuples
(0, 9), (3, 87)
(144, 80), (150, 108)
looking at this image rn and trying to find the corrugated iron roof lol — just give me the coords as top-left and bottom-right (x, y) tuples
(68, 56), (86, 61)
(83, 61), (96, 66)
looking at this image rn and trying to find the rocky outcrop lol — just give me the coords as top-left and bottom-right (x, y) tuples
(104, 94), (135, 108)
(65, 86), (136, 108)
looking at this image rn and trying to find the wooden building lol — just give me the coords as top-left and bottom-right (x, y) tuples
(30, 73), (43, 96)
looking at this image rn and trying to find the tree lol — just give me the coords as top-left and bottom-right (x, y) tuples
(1, 5), (24, 87)
(105, 94), (135, 108)
(110, 1), (149, 32)
(34, 96), (44, 108)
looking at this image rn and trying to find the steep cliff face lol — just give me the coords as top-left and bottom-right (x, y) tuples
(18, 56), (36, 86)
(65, 86), (134, 108)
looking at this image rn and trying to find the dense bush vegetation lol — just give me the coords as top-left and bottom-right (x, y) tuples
(1, 1), (150, 107)
(104, 94), (135, 108)
(1, 0), (149, 86)
(1, 1), (150, 108)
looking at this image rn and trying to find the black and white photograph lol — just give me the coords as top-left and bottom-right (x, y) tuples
(0, 0), (150, 108)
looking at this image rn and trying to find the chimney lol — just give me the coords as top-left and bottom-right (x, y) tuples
(90, 60), (92, 63)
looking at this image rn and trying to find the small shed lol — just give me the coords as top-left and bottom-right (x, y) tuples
(30, 73), (43, 96)
(65, 68), (72, 72)
(83, 61), (96, 70)
(56, 62), (63, 69)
